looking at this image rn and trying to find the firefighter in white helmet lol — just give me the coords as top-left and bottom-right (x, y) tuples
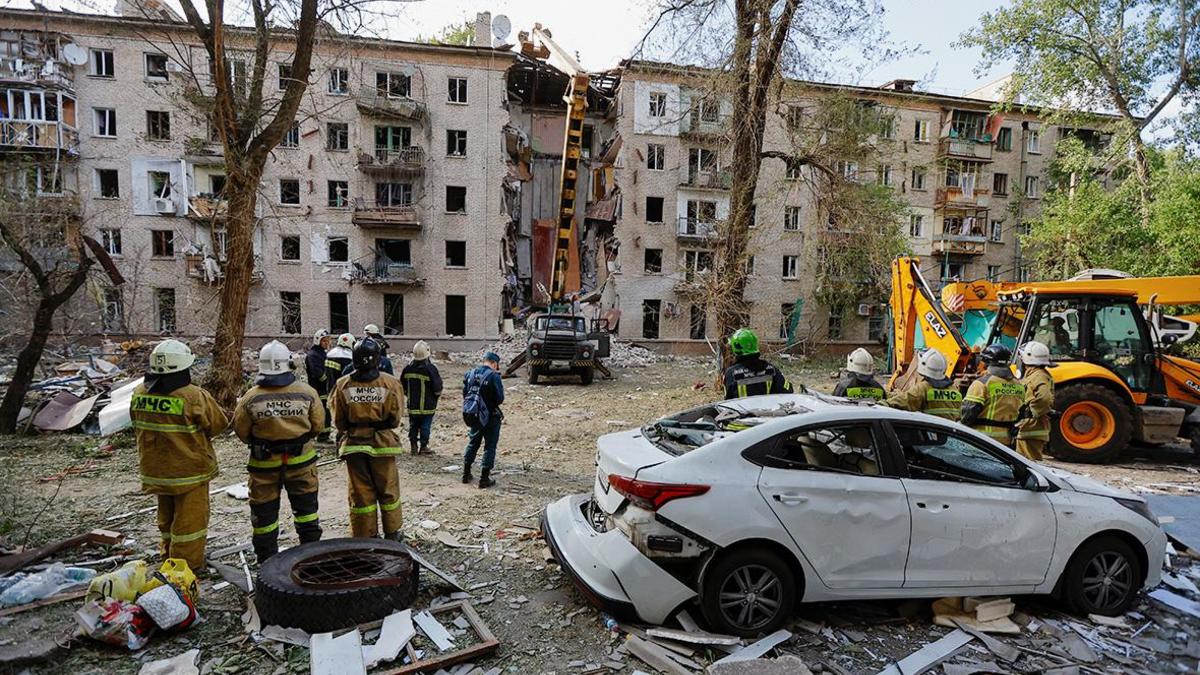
(832, 348), (885, 401)
(884, 348), (962, 420)
(130, 339), (228, 569)
(305, 329), (333, 442)
(362, 324), (395, 375)
(1015, 341), (1055, 461)
(325, 333), (355, 385)
(233, 341), (325, 561)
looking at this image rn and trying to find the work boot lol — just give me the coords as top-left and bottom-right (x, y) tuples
(462, 465), (473, 484)
(317, 432), (331, 443)
(478, 469), (495, 489)
(385, 530), (404, 544)
(253, 542), (278, 563)
(420, 444), (431, 455)
(410, 440), (419, 455)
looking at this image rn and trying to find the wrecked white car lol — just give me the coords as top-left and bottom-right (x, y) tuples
(542, 394), (1166, 636)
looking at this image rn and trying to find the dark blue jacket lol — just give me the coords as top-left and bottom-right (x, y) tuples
(304, 345), (329, 396)
(401, 359), (443, 415)
(463, 366), (504, 416)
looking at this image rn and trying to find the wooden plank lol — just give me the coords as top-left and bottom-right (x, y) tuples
(0, 589), (87, 618)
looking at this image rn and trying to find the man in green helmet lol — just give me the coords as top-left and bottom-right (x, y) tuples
(723, 328), (794, 399)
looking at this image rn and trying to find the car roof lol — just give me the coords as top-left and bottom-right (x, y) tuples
(724, 392), (965, 431)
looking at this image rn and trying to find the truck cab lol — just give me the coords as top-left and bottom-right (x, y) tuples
(527, 313), (607, 385)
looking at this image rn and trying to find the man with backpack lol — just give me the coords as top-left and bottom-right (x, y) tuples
(462, 351), (504, 489)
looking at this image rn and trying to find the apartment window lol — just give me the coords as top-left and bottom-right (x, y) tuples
(145, 53), (169, 80)
(880, 114), (897, 140)
(89, 49), (114, 78)
(837, 160), (859, 181)
(877, 164), (893, 186)
(446, 295), (467, 336)
(645, 197), (664, 223)
(785, 105), (804, 131)
(93, 107), (116, 137)
(911, 167), (927, 190)
(913, 119), (929, 142)
(989, 219), (1003, 242)
(102, 287), (124, 332)
(151, 230), (175, 257)
(384, 294), (404, 335)
(1019, 221), (1033, 236)
(987, 265), (1002, 281)
(375, 182), (412, 207)
(146, 110), (170, 140)
(277, 63), (292, 90)
(780, 303), (796, 340)
(1025, 175), (1040, 198)
(992, 172), (1009, 195)
(785, 162), (802, 180)
(209, 174), (226, 195)
(868, 313), (885, 342)
(329, 292), (349, 334)
(445, 240), (467, 267)
(445, 186), (467, 213)
(328, 67), (349, 94)
(281, 122), (299, 148)
(689, 305), (706, 340)
(683, 250), (712, 281)
(280, 235), (301, 261)
(326, 122), (349, 151)
(279, 178), (300, 205)
(644, 248), (663, 274)
(100, 228), (122, 255)
(784, 206), (801, 231)
(827, 311), (844, 340)
(95, 169), (119, 198)
(327, 236), (349, 263)
(327, 180), (348, 207)
(376, 71), (410, 98)
(446, 129), (467, 156)
(996, 127), (1012, 152)
(448, 76), (467, 103)
(281, 292), (302, 334)
(646, 143), (664, 170)
(1016, 266), (1031, 282)
(782, 255), (798, 279)
(648, 92), (667, 118)
(745, 255), (756, 275)
(642, 300), (661, 339)
(1026, 129), (1041, 154)
(155, 288), (176, 332)
(148, 171), (172, 199)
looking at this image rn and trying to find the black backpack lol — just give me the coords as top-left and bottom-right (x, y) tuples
(462, 368), (490, 430)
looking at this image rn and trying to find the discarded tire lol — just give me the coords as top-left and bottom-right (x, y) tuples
(255, 538), (419, 633)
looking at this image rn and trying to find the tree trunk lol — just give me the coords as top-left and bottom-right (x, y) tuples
(203, 170), (259, 408)
(0, 300), (62, 433)
(1131, 136), (1153, 229)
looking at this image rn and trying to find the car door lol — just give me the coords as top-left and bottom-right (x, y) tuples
(752, 421), (911, 589)
(888, 422), (1057, 588)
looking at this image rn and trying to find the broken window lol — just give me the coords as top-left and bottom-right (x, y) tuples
(146, 110), (170, 140)
(329, 67), (349, 94)
(279, 178), (300, 205)
(893, 424), (1021, 484)
(209, 174), (226, 195)
(996, 127), (1013, 152)
(643, 248), (662, 274)
(280, 235), (301, 261)
(877, 165), (892, 186)
(645, 197), (664, 223)
(837, 160), (859, 181)
(278, 63), (292, 90)
(281, 291), (302, 334)
(152, 230), (174, 257)
(745, 255), (755, 275)
(648, 92), (666, 118)
(827, 310), (843, 340)
(95, 168), (119, 198)
(281, 121), (299, 148)
(375, 126), (411, 151)
(90, 48), (114, 78)
(329, 292), (349, 333)
(446, 129), (467, 156)
(784, 206), (801, 231)
(646, 143), (664, 170)
(93, 107), (116, 137)
(375, 182), (412, 207)
(376, 238), (410, 266)
(445, 186), (466, 213)
(149, 171), (172, 200)
(155, 288), (176, 332)
(384, 294), (404, 334)
(376, 71), (410, 98)
(445, 295), (466, 336)
(769, 424), (882, 475)
(102, 287), (124, 332)
(782, 255), (798, 279)
(1026, 130), (1041, 154)
(100, 228), (122, 256)
(990, 219), (1003, 242)
(780, 303), (796, 339)
(913, 119), (929, 142)
(911, 167), (927, 190)
(909, 214), (924, 237)
(445, 240), (466, 267)
(785, 105), (804, 131)
(327, 122), (349, 151)
(690, 304), (706, 340)
(785, 162), (802, 180)
(145, 52), (169, 80)
(987, 264), (1002, 281)
(992, 172), (1008, 195)
(641, 299), (661, 339)
(683, 250), (712, 282)
(448, 76), (467, 103)
(327, 236), (349, 262)
(328, 180), (349, 207)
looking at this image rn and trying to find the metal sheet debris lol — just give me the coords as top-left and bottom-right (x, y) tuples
(713, 629), (793, 665)
(32, 391), (100, 431)
(311, 629), (366, 675)
(876, 629), (974, 675)
(99, 377), (143, 436)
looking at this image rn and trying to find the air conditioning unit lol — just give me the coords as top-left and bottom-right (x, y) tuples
(856, 303), (873, 317)
(154, 198), (175, 214)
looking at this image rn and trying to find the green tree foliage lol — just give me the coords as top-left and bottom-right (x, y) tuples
(418, 20), (475, 47)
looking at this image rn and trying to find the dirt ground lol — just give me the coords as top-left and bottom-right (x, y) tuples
(2, 358), (1199, 674)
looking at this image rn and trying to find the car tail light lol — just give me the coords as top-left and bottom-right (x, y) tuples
(607, 474), (710, 510)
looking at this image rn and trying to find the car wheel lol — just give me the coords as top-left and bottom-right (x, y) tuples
(1062, 536), (1142, 616)
(578, 367), (594, 386)
(700, 547), (796, 637)
(1050, 384), (1132, 464)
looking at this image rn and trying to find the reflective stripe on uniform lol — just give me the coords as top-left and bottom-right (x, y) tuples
(381, 498), (402, 512)
(1018, 429), (1051, 439)
(845, 386), (885, 401)
(171, 528), (208, 543)
(340, 445), (404, 457)
(252, 521), (279, 535)
(977, 426), (1011, 441)
(350, 503), (378, 515)
(246, 447), (318, 469)
(141, 471), (215, 487)
(294, 512), (319, 524)
(404, 372), (434, 414)
(132, 420), (200, 433)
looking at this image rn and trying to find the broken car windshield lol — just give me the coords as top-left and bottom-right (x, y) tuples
(644, 401), (811, 455)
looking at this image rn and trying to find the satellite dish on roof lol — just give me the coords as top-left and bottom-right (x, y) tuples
(491, 14), (511, 42)
(62, 43), (88, 66)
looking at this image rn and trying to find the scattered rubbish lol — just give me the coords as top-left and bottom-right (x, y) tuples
(137, 582), (198, 631)
(260, 624), (311, 647)
(646, 626), (740, 645)
(0, 562), (94, 607)
(713, 629), (792, 665)
(876, 629), (974, 675)
(138, 648), (200, 675)
(141, 558), (200, 602)
(0, 527), (122, 575)
(406, 545), (465, 592)
(32, 391), (100, 431)
(624, 635), (691, 675)
(0, 588), (86, 618)
(387, 601), (498, 674)
(1059, 632), (1099, 663)
(949, 619), (1020, 662)
(362, 609), (415, 668)
(414, 610), (455, 651)
(222, 483), (250, 500)
(932, 597), (1020, 633)
(1150, 588), (1200, 618)
(87, 560), (149, 602)
(419, 519), (441, 530)
(311, 629), (366, 675)
(76, 598), (157, 650)
(99, 377), (143, 436)
(708, 655), (813, 675)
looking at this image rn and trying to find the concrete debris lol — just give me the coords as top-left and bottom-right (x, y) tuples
(932, 597), (1020, 634)
(623, 635), (691, 675)
(311, 630), (366, 675)
(415, 610), (455, 651)
(707, 655), (813, 675)
(876, 629), (974, 675)
(361, 609), (415, 668)
(646, 626), (740, 645)
(712, 630), (792, 665)
(138, 649), (200, 675)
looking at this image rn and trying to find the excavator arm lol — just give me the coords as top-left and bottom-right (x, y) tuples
(889, 257), (972, 387)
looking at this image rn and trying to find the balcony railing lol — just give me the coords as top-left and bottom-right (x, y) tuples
(0, 57), (73, 89)
(354, 87), (426, 121)
(935, 185), (990, 208)
(677, 217), (717, 240)
(931, 233), (987, 257)
(679, 169), (732, 190)
(939, 137), (993, 161)
(357, 146), (425, 173)
(679, 110), (730, 138)
(0, 120), (79, 154)
(354, 260), (422, 286)
(351, 198), (421, 229)
(184, 253), (264, 284)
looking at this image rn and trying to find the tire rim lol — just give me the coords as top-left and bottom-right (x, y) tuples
(290, 546), (414, 590)
(1081, 551), (1133, 612)
(1060, 401), (1116, 451)
(718, 564), (783, 631)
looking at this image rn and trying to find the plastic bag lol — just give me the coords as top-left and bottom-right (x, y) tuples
(76, 598), (156, 650)
(86, 560), (149, 603)
(136, 583), (198, 631)
(140, 559), (199, 603)
(0, 563), (96, 606)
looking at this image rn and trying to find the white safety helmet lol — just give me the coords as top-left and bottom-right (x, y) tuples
(149, 339), (195, 374)
(313, 329), (330, 346)
(363, 324), (381, 336)
(1018, 341), (1052, 367)
(917, 348), (948, 380)
(412, 340), (431, 361)
(846, 348), (875, 376)
(337, 333), (356, 349)
(258, 340), (293, 376)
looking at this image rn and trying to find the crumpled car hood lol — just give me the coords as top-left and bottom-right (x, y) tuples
(1044, 466), (1136, 500)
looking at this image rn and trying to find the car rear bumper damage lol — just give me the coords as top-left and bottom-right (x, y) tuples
(542, 494), (696, 624)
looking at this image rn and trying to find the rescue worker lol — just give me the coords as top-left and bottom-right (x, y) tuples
(832, 348), (885, 401)
(130, 340), (228, 570)
(884, 348), (962, 420)
(325, 332), (355, 386)
(305, 329), (333, 442)
(362, 324), (395, 375)
(961, 344), (1026, 447)
(233, 341), (325, 562)
(723, 328), (793, 399)
(400, 340), (442, 455)
(330, 339), (405, 540)
(462, 351), (504, 489)
(1015, 341), (1055, 461)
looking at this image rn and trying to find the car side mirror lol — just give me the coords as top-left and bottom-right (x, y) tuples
(1027, 469), (1052, 492)
(1162, 334), (1179, 346)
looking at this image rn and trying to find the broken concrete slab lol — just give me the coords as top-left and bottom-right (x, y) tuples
(646, 626), (741, 645)
(363, 609), (415, 669)
(0, 639), (59, 668)
(414, 610), (455, 652)
(707, 654), (813, 675)
(712, 630), (792, 665)
(311, 630), (366, 675)
(138, 649), (200, 675)
(876, 629), (974, 675)
(623, 635), (690, 675)
(1150, 588), (1200, 619)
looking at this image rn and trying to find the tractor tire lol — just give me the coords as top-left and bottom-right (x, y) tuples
(1190, 425), (1200, 457)
(578, 367), (594, 386)
(528, 366), (539, 385)
(1050, 384), (1132, 464)
(255, 538), (418, 633)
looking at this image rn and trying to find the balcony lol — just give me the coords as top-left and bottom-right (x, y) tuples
(0, 53), (74, 90)
(354, 88), (425, 121)
(679, 169), (732, 191)
(187, 196), (227, 221)
(0, 120), (79, 154)
(677, 217), (717, 242)
(935, 185), (990, 208)
(184, 254), (264, 284)
(357, 146), (425, 174)
(939, 137), (993, 161)
(354, 260), (423, 287)
(351, 199), (421, 229)
(932, 234), (987, 257)
(679, 111), (730, 140)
